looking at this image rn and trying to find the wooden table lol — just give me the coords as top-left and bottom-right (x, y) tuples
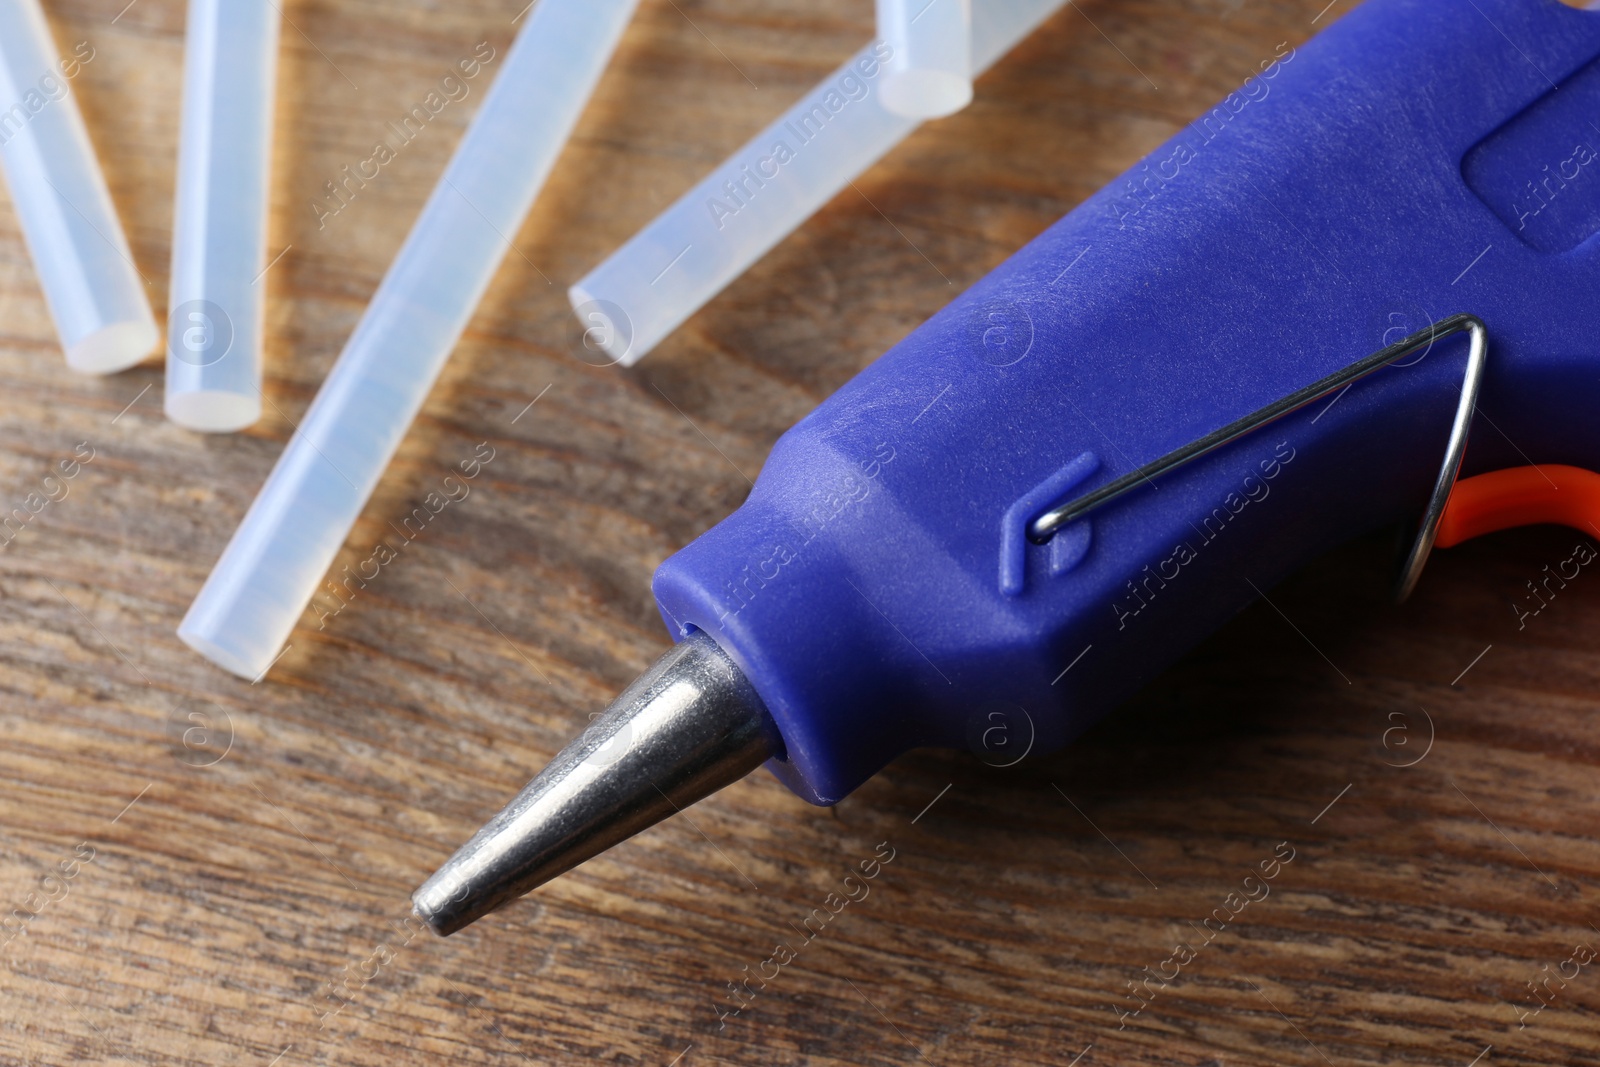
(3, 0), (1598, 1063)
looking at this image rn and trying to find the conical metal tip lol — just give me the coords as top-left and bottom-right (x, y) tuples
(412, 632), (778, 935)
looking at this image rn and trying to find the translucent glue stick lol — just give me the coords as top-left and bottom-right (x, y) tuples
(179, 0), (641, 679)
(165, 0), (282, 432)
(568, 0), (1063, 367)
(0, 0), (157, 374)
(876, 0), (973, 119)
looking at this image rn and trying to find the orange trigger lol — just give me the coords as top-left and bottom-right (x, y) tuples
(1435, 465), (1600, 549)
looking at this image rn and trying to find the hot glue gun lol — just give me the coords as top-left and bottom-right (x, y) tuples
(415, 0), (1600, 934)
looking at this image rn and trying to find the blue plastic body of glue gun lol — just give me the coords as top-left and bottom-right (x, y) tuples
(653, 0), (1600, 805)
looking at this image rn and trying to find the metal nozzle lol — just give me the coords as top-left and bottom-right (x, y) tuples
(412, 631), (777, 935)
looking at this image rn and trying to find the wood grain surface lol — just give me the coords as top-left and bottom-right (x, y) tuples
(3, 0), (1599, 1064)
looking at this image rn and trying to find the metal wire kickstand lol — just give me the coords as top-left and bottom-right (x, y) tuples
(1027, 313), (1489, 603)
